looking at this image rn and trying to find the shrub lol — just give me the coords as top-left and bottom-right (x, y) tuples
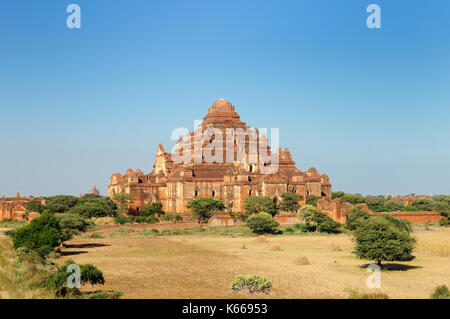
(116, 226), (134, 234)
(45, 259), (105, 296)
(317, 217), (341, 233)
(13, 213), (62, 256)
(246, 212), (279, 234)
(114, 216), (132, 225)
(353, 217), (416, 267)
(431, 285), (450, 299)
(439, 218), (448, 227)
(346, 206), (371, 230)
(131, 216), (159, 224)
(231, 274), (272, 294)
(141, 202), (165, 217)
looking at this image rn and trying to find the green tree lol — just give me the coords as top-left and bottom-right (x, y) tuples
(45, 195), (79, 213)
(278, 193), (304, 212)
(246, 212), (279, 234)
(112, 193), (135, 216)
(25, 201), (45, 213)
(353, 217), (416, 267)
(56, 213), (91, 243)
(298, 204), (341, 233)
(186, 198), (225, 223)
(346, 206), (371, 230)
(13, 212), (62, 255)
(68, 198), (116, 218)
(305, 195), (320, 206)
(332, 191), (345, 199)
(141, 202), (165, 217)
(243, 196), (278, 216)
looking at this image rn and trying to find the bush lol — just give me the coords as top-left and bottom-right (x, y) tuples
(346, 206), (371, 230)
(114, 216), (132, 225)
(246, 212), (279, 234)
(431, 285), (450, 299)
(13, 213), (62, 256)
(45, 259), (105, 296)
(132, 216), (159, 224)
(141, 202), (165, 217)
(317, 217), (341, 234)
(231, 274), (272, 294)
(439, 218), (448, 227)
(353, 217), (416, 266)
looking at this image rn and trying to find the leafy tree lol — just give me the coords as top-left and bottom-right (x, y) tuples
(411, 198), (434, 211)
(25, 201), (45, 213)
(306, 195), (320, 206)
(67, 198), (116, 218)
(82, 193), (103, 199)
(186, 198), (225, 223)
(381, 215), (412, 233)
(246, 212), (279, 234)
(45, 195), (79, 213)
(331, 191), (345, 199)
(346, 206), (371, 230)
(297, 204), (318, 225)
(56, 213), (91, 242)
(316, 215), (341, 233)
(243, 196), (278, 216)
(353, 217), (416, 267)
(141, 202), (165, 217)
(298, 205), (341, 233)
(340, 194), (367, 205)
(278, 193), (304, 212)
(112, 193), (135, 216)
(13, 212), (62, 255)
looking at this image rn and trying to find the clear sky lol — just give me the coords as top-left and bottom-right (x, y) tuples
(1, 0), (449, 197)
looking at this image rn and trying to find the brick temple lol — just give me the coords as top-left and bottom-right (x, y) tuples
(108, 99), (332, 215)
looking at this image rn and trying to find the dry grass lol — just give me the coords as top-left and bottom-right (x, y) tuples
(53, 227), (450, 299)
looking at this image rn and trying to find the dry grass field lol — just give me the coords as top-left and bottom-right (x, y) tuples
(52, 226), (450, 299)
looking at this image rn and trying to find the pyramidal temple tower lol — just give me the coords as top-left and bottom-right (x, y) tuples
(108, 99), (331, 215)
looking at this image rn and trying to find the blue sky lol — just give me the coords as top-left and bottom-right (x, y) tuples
(0, 0), (449, 197)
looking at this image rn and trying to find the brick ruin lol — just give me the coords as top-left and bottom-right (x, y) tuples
(0, 193), (45, 222)
(108, 99), (332, 217)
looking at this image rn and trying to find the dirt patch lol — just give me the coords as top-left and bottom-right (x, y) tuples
(293, 256), (310, 265)
(328, 243), (342, 251)
(254, 236), (268, 243)
(266, 244), (282, 251)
